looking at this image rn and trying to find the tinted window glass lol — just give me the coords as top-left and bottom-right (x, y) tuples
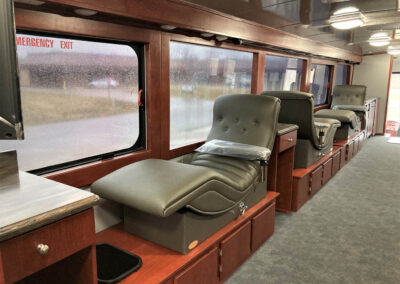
(264, 55), (302, 91)
(310, 64), (331, 106)
(334, 64), (349, 86)
(170, 41), (253, 149)
(0, 33), (141, 171)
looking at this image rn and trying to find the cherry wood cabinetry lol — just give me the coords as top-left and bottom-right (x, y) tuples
(219, 222), (252, 282)
(174, 247), (219, 284)
(0, 210), (97, 284)
(365, 98), (378, 137)
(251, 203), (275, 252)
(291, 130), (368, 212)
(268, 125), (298, 213)
(331, 150), (341, 176)
(96, 192), (279, 284)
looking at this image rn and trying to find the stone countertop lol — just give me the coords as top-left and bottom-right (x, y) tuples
(0, 171), (99, 242)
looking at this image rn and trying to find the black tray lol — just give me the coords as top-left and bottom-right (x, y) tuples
(96, 243), (142, 284)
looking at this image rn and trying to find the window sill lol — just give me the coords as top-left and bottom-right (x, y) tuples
(43, 150), (152, 188)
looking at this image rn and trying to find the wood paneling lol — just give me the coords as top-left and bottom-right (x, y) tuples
(174, 247), (219, 284)
(301, 59), (312, 93)
(44, 0), (362, 62)
(0, 250), (5, 284)
(251, 202), (275, 251)
(310, 165), (323, 195)
(322, 158), (332, 185)
(251, 52), (266, 94)
(332, 150), (341, 176)
(220, 222), (251, 281)
(1, 210), (95, 284)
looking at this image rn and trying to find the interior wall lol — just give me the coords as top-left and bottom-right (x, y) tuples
(353, 54), (392, 134)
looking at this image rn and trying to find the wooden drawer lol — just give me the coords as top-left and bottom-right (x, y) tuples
(322, 158), (332, 185)
(0, 210), (95, 284)
(310, 165), (323, 196)
(251, 202), (275, 252)
(220, 221), (251, 281)
(174, 247), (219, 284)
(277, 131), (297, 153)
(332, 151), (341, 176)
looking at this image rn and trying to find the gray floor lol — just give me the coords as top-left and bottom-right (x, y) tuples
(226, 136), (400, 284)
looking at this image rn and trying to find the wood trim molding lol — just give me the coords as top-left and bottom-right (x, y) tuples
(160, 33), (171, 159)
(43, 0), (362, 62)
(300, 59), (312, 93)
(382, 55), (394, 134)
(251, 52), (266, 94)
(311, 58), (336, 66)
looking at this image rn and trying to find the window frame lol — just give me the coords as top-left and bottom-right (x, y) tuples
(16, 29), (147, 175)
(310, 59), (334, 107)
(263, 54), (304, 92)
(161, 33), (266, 159)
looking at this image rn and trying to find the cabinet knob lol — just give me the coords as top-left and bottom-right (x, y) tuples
(37, 244), (49, 255)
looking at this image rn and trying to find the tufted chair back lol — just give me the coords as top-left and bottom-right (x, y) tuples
(207, 94), (280, 150)
(331, 85), (366, 107)
(260, 91), (320, 143)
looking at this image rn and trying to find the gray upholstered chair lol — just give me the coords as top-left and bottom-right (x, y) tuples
(261, 91), (340, 169)
(92, 94), (280, 254)
(314, 85), (367, 139)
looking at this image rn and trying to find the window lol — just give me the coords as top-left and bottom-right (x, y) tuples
(0, 33), (144, 172)
(264, 55), (303, 91)
(310, 64), (331, 106)
(334, 64), (349, 86)
(169, 41), (253, 149)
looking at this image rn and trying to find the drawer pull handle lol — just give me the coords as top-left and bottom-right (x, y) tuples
(37, 244), (49, 255)
(287, 138), (293, 142)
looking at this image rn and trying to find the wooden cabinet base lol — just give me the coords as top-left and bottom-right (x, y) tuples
(0, 209), (97, 284)
(96, 192), (279, 284)
(292, 131), (366, 212)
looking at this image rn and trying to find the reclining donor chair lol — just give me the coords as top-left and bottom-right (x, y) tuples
(314, 85), (367, 140)
(92, 94), (281, 254)
(261, 91), (340, 169)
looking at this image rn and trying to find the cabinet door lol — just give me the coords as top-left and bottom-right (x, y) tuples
(310, 165), (323, 196)
(347, 140), (354, 161)
(292, 176), (311, 212)
(251, 203), (275, 251)
(322, 158), (333, 185)
(220, 222), (251, 281)
(332, 151), (341, 176)
(340, 146), (347, 168)
(174, 247), (219, 284)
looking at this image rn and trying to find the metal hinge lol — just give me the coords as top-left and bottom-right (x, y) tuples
(219, 249), (223, 257)
(219, 265), (223, 273)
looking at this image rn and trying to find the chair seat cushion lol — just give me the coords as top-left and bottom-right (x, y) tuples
(92, 158), (259, 218)
(315, 109), (359, 129)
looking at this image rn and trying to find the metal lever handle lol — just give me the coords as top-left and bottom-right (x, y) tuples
(239, 202), (248, 216)
(37, 244), (49, 255)
(287, 138), (293, 142)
